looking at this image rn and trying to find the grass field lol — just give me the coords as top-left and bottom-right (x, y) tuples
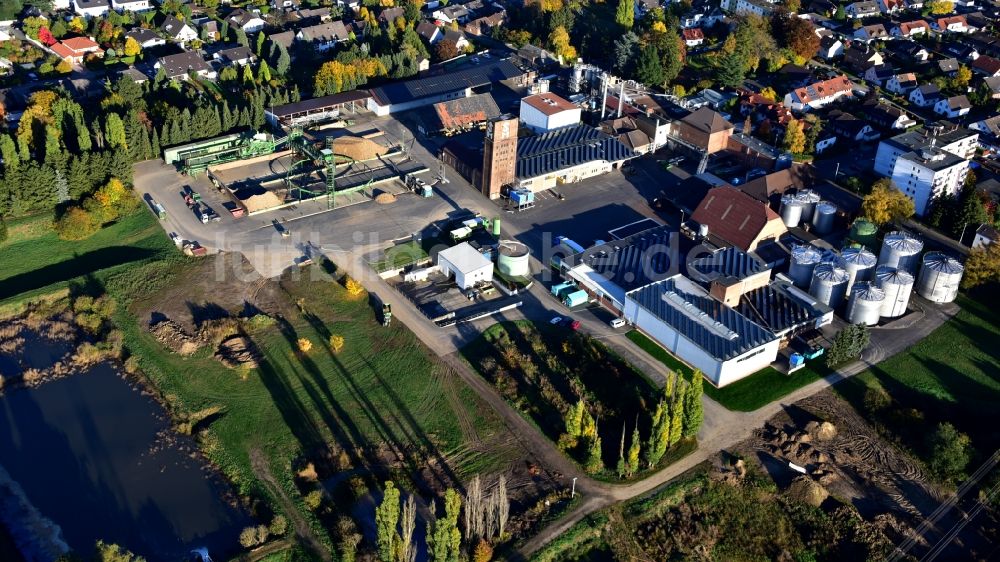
(0, 211), (177, 303)
(835, 290), (1000, 465)
(626, 330), (827, 412)
(370, 240), (429, 272)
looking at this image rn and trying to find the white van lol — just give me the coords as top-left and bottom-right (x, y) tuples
(610, 318), (626, 329)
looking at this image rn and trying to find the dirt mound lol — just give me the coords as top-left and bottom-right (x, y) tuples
(215, 336), (261, 369)
(374, 192), (396, 204)
(815, 422), (837, 441)
(332, 136), (388, 161)
(150, 319), (201, 356)
(787, 476), (829, 507)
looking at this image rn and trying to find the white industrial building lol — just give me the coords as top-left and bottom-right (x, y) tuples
(519, 93), (581, 132)
(436, 242), (493, 290)
(624, 275), (781, 387)
(874, 124), (978, 215)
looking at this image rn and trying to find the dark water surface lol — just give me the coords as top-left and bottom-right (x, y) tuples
(0, 363), (249, 561)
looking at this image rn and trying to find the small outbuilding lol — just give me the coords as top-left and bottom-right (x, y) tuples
(437, 242), (493, 289)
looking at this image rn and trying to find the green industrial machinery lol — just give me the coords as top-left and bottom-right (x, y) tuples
(172, 131), (296, 177)
(284, 130), (375, 210)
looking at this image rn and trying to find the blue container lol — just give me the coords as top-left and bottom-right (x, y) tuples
(789, 353), (805, 368)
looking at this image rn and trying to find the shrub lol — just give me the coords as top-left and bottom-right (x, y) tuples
(297, 338), (313, 353)
(329, 334), (344, 353)
(926, 422), (973, 483)
(344, 276), (365, 297)
(863, 385), (891, 413)
(473, 539), (493, 562)
(243, 314), (276, 331)
(239, 526), (258, 549)
(269, 514), (288, 536)
(54, 207), (101, 240)
(0, 217), (7, 243)
(303, 489), (324, 511)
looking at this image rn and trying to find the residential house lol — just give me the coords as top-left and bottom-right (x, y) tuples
(295, 21), (349, 51)
(268, 30), (294, 50)
(854, 23), (889, 42)
(50, 36), (103, 64)
(154, 51), (216, 80)
(885, 39), (929, 61)
(969, 115), (1000, 150)
(271, 0), (300, 10)
(973, 224), (998, 248)
(733, 0), (777, 16)
(226, 9), (266, 33)
(862, 99), (917, 129)
(463, 9), (505, 36)
(681, 3), (725, 28)
(892, 20), (930, 37)
(878, 0), (905, 13)
(416, 21), (443, 44)
(934, 95), (971, 118)
(783, 75), (855, 111)
(845, 0), (880, 18)
(828, 110), (880, 141)
(937, 57), (960, 75)
(864, 63), (895, 86)
(934, 15), (969, 33)
(377, 6), (404, 25)
(905, 0), (924, 10)
(161, 15), (197, 44)
(815, 131), (838, 153)
(945, 43), (979, 61)
(197, 18), (219, 42)
(213, 46), (255, 66)
(295, 7), (332, 22)
(432, 3), (472, 24)
(635, 0), (659, 18)
(967, 31), (1000, 58)
(886, 72), (918, 94)
(111, 0), (151, 11)
(682, 28), (705, 46)
(73, 0), (109, 17)
(125, 27), (165, 49)
(843, 43), (883, 73)
(118, 66), (149, 83)
(818, 35), (844, 59)
(983, 76), (1000, 99)
(909, 83), (941, 107)
(443, 29), (469, 50)
(971, 55), (1000, 77)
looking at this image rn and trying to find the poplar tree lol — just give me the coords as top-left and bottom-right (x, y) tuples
(668, 392), (684, 447)
(682, 371), (704, 438)
(375, 481), (401, 562)
(428, 489), (462, 562)
(615, 0), (634, 29)
(626, 423), (641, 477)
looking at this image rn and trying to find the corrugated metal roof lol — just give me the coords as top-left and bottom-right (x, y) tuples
(515, 124), (637, 179)
(628, 275), (777, 361)
(369, 58), (523, 106)
(737, 281), (821, 334)
(690, 246), (766, 281)
(567, 225), (675, 292)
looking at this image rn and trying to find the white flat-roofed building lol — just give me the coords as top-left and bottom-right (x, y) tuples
(437, 242), (493, 289)
(519, 93), (581, 132)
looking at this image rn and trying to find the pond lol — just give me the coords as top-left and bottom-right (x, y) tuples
(0, 358), (250, 561)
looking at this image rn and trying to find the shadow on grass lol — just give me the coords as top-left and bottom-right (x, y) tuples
(0, 247), (158, 300)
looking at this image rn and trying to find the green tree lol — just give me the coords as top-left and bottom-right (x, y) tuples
(826, 324), (870, 367)
(375, 481), (401, 562)
(258, 60), (272, 82)
(242, 64), (255, 85)
(616, 422), (627, 478)
(427, 489), (462, 562)
(626, 424), (641, 477)
(668, 392), (683, 447)
(635, 45), (664, 87)
(105, 113), (127, 150)
(951, 181), (989, 240)
(682, 371), (703, 438)
(95, 541), (146, 562)
(715, 52), (746, 88)
(926, 422), (972, 482)
(0, 134), (20, 172)
(255, 30), (266, 56)
(615, 0), (634, 29)
(644, 398), (668, 467)
(585, 432), (603, 474)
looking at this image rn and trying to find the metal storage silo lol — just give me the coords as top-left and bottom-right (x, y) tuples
(497, 240), (531, 277)
(780, 194), (804, 228)
(809, 262), (850, 308)
(849, 219), (878, 250)
(846, 282), (885, 326)
(797, 190), (822, 222)
(917, 252), (964, 303)
(841, 247), (877, 293)
(788, 244), (823, 288)
(878, 231), (923, 274)
(875, 265), (914, 318)
(812, 201), (837, 234)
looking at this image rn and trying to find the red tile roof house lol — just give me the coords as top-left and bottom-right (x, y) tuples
(971, 55), (1000, 77)
(783, 75), (854, 112)
(691, 186), (788, 251)
(934, 15), (969, 33)
(682, 28), (705, 46)
(50, 37), (104, 65)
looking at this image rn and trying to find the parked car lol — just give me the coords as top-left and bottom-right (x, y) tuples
(610, 318), (626, 329)
(550, 316), (563, 325)
(562, 318), (581, 331)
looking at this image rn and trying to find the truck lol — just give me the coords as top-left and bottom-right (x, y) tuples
(152, 201), (167, 220)
(381, 303), (392, 327)
(223, 201), (245, 218)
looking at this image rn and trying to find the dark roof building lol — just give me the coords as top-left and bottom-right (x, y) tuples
(432, 92), (500, 131)
(691, 186), (788, 251)
(367, 58), (525, 115)
(515, 124), (638, 181)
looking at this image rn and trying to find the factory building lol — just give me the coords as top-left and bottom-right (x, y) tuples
(481, 116), (519, 199)
(691, 186), (788, 252)
(519, 92), (582, 132)
(624, 275), (782, 387)
(514, 124), (638, 191)
(436, 242), (493, 289)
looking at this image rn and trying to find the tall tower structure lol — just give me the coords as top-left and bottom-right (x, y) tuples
(481, 115), (518, 200)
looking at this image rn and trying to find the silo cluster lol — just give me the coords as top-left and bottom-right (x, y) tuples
(878, 231), (923, 274)
(809, 262), (850, 308)
(846, 282), (885, 326)
(916, 252), (964, 303)
(875, 265), (914, 318)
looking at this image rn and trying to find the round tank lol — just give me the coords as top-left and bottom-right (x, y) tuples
(796, 189), (822, 222)
(841, 247), (877, 292)
(812, 201), (837, 235)
(492, 217), (501, 237)
(809, 262), (850, 308)
(788, 244), (823, 288)
(878, 231), (923, 274)
(846, 282), (885, 326)
(850, 219), (878, 250)
(780, 194), (804, 228)
(875, 265), (914, 318)
(497, 240), (530, 277)
(916, 252), (964, 303)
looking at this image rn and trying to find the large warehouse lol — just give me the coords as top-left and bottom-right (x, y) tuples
(623, 275), (782, 387)
(514, 124), (639, 191)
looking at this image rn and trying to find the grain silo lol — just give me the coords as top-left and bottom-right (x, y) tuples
(797, 190), (822, 222)
(875, 265), (914, 318)
(809, 262), (850, 308)
(841, 247), (877, 293)
(497, 240), (531, 277)
(780, 194), (804, 228)
(812, 201), (837, 235)
(845, 282), (885, 326)
(788, 244), (823, 288)
(916, 252), (964, 303)
(878, 231), (923, 274)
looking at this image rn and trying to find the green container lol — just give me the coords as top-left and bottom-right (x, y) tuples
(492, 217), (501, 237)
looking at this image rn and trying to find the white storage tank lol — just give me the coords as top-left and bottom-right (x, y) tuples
(846, 282), (885, 326)
(497, 240), (531, 277)
(780, 194), (804, 228)
(812, 201), (837, 235)
(876, 265), (914, 318)
(917, 252), (964, 303)
(841, 247), (877, 293)
(797, 190), (822, 222)
(878, 231), (923, 274)
(809, 262), (850, 308)
(788, 244), (823, 288)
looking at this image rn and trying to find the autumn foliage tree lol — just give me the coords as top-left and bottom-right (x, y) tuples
(548, 26), (577, 63)
(434, 39), (460, 61)
(961, 242), (1000, 289)
(313, 58), (387, 96)
(862, 179), (916, 226)
(38, 26), (56, 46)
(782, 119), (807, 154)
